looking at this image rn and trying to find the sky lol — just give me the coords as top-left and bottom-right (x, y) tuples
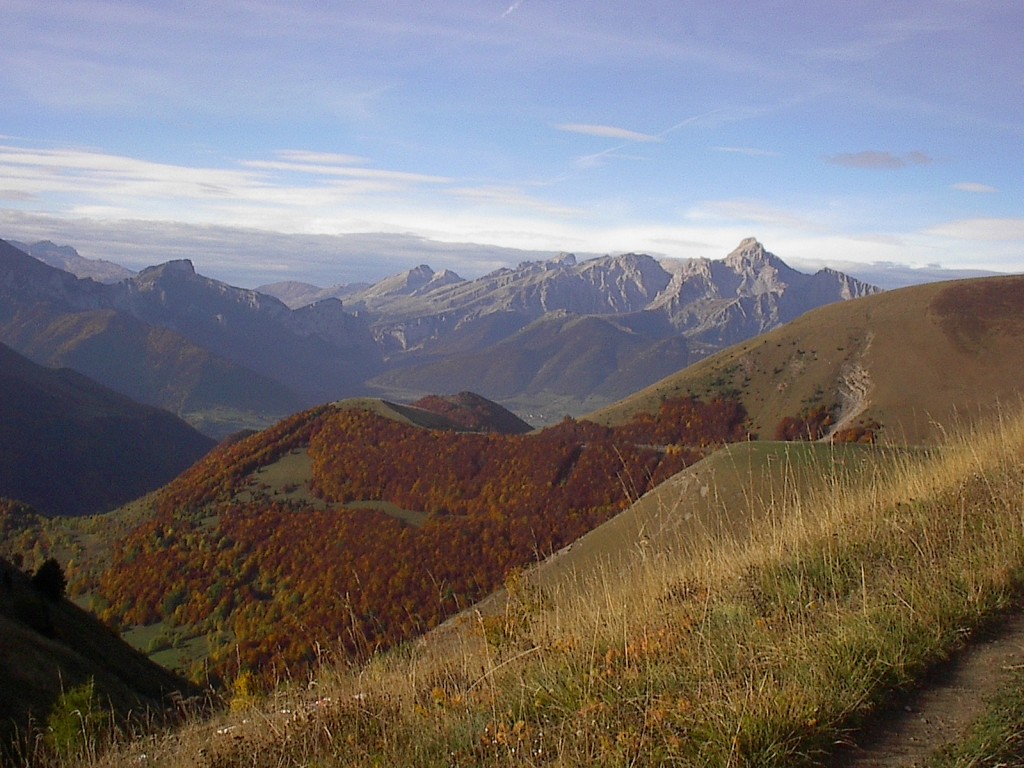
(0, 0), (1021, 287)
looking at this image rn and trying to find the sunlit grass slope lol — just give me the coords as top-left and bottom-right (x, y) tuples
(593, 275), (1024, 445)
(51, 402), (1024, 768)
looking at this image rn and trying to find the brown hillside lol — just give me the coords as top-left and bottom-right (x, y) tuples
(592, 275), (1024, 444)
(411, 391), (533, 433)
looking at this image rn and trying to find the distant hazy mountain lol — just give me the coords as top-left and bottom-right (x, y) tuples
(108, 259), (382, 404)
(4, 235), (878, 428)
(263, 238), (876, 347)
(334, 238), (880, 418)
(785, 258), (1006, 290)
(0, 239), (378, 435)
(11, 239), (135, 283)
(0, 342), (214, 516)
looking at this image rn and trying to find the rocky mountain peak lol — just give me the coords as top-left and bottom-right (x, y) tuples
(414, 268), (464, 296)
(138, 259), (197, 280)
(409, 264), (434, 280)
(361, 264), (437, 299)
(724, 238), (771, 268)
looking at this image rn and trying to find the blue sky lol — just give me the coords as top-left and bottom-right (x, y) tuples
(0, 0), (1021, 286)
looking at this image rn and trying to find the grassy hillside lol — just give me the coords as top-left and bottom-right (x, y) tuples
(8, 274), (1024, 766)
(45, 400), (1024, 768)
(593, 275), (1024, 444)
(523, 441), (909, 592)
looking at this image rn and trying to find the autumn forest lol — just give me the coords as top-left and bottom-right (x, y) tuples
(90, 396), (751, 681)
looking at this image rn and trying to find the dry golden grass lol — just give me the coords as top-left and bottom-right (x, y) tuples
(593, 275), (1024, 445)
(24, 404), (1024, 768)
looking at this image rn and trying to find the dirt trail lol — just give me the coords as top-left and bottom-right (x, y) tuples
(832, 610), (1024, 767)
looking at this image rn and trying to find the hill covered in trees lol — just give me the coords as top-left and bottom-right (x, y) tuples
(83, 394), (749, 681)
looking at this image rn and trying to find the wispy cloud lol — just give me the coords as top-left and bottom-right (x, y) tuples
(556, 124), (661, 142)
(806, 17), (955, 63)
(0, 144), (452, 210)
(826, 151), (933, 169)
(274, 150), (370, 166)
(500, 0), (524, 20)
(950, 182), (996, 194)
(0, 145), (261, 202)
(449, 185), (580, 217)
(561, 110), (728, 171)
(241, 158), (451, 186)
(687, 199), (819, 231)
(925, 218), (1024, 241)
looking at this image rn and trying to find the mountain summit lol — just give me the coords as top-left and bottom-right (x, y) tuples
(724, 236), (776, 266)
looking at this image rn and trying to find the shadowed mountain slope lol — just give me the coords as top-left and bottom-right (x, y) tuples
(0, 239), (379, 435)
(0, 556), (198, 752)
(0, 342), (214, 516)
(10, 240), (135, 283)
(370, 312), (694, 418)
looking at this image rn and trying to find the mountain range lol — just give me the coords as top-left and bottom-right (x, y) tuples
(5, 271), (1017, 681)
(0, 239), (377, 436)
(331, 239), (878, 418)
(260, 238), (875, 355)
(0, 234), (880, 436)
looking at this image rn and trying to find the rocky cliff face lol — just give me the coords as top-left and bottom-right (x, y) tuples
(649, 238), (879, 348)
(315, 238), (879, 357)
